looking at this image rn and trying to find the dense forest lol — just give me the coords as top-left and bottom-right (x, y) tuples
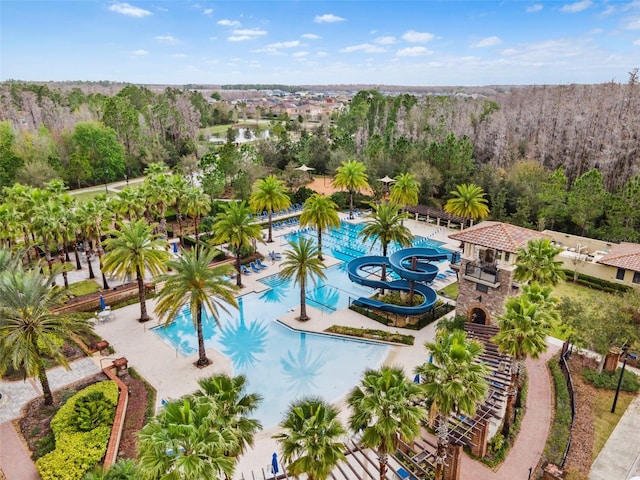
(0, 72), (639, 242)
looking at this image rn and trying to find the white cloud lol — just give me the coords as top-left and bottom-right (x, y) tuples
(340, 43), (386, 53)
(623, 16), (640, 30)
(228, 35), (253, 42)
(217, 19), (240, 27)
(109, 2), (151, 17)
(233, 28), (267, 36)
(526, 4), (543, 13)
(314, 13), (345, 23)
(171, 53), (186, 58)
(302, 33), (321, 40)
(129, 49), (149, 56)
(293, 51), (309, 57)
(471, 36), (502, 48)
(396, 46), (430, 56)
(560, 0), (592, 13)
(402, 30), (435, 43)
(375, 36), (396, 45)
(634, 39), (640, 45)
(265, 40), (300, 48)
(316, 51), (328, 57)
(154, 35), (178, 44)
(203, 8), (213, 15)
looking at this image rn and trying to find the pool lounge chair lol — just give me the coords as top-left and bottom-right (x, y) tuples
(256, 258), (268, 270)
(241, 265), (252, 275)
(250, 262), (262, 273)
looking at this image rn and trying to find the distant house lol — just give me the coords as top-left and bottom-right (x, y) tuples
(448, 221), (549, 324)
(595, 243), (640, 286)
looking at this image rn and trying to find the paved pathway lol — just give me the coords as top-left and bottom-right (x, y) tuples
(0, 357), (101, 480)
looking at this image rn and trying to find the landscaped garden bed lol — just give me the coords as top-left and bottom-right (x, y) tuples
(325, 325), (414, 345)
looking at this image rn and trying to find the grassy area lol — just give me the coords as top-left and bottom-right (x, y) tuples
(438, 282), (458, 299)
(66, 280), (100, 297)
(71, 189), (115, 202)
(592, 390), (635, 459)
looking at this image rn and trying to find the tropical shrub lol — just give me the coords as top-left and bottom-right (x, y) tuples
(581, 367), (639, 392)
(36, 381), (118, 480)
(325, 325), (414, 345)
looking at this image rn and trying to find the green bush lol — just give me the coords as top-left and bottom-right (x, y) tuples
(72, 391), (116, 432)
(325, 325), (414, 345)
(562, 269), (631, 294)
(543, 358), (573, 466)
(581, 367), (640, 392)
(36, 381), (118, 480)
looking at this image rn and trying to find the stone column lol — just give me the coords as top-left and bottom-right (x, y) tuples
(470, 420), (489, 458)
(443, 444), (462, 480)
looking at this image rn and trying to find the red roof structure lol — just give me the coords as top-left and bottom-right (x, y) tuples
(597, 243), (640, 272)
(449, 221), (549, 253)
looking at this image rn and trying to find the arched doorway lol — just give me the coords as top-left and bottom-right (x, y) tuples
(467, 304), (490, 325)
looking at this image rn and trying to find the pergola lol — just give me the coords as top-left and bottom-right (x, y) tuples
(404, 205), (466, 229)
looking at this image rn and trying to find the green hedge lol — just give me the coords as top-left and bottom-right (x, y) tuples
(562, 269), (631, 294)
(581, 366), (640, 392)
(36, 381), (118, 480)
(543, 358), (572, 467)
(325, 325), (414, 345)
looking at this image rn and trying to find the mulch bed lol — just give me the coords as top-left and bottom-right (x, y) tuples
(117, 373), (153, 459)
(564, 354), (597, 480)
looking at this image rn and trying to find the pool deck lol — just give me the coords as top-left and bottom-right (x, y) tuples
(86, 216), (462, 478)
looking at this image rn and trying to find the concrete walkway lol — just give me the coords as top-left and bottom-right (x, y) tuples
(0, 357), (101, 480)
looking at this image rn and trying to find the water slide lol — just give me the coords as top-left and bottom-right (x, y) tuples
(347, 248), (449, 315)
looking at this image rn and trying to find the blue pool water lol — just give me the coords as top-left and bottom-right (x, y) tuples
(152, 222), (451, 428)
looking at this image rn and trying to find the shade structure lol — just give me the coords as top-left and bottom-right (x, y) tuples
(378, 175), (396, 184)
(99, 294), (106, 310)
(271, 452), (279, 474)
(295, 164), (315, 172)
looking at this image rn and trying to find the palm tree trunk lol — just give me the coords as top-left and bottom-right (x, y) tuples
(236, 251), (242, 288)
(435, 414), (449, 480)
(97, 245), (110, 290)
(317, 228), (323, 260)
(378, 452), (388, 480)
(137, 266), (149, 322)
(194, 216), (200, 259)
(177, 211), (184, 246)
(267, 211), (273, 242)
(59, 251), (69, 289)
(300, 280), (308, 321)
(349, 190), (355, 219)
(37, 358), (54, 406)
(195, 302), (209, 367)
(73, 237), (82, 270)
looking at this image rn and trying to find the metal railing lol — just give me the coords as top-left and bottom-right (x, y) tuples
(558, 341), (576, 468)
(464, 263), (500, 284)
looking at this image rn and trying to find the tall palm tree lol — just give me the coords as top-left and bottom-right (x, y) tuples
(193, 374), (262, 467)
(279, 238), (326, 322)
(0, 203), (22, 249)
(514, 238), (565, 286)
(520, 282), (560, 325)
(155, 248), (238, 367)
(359, 201), (413, 282)
(137, 397), (236, 480)
(143, 163), (177, 236)
(180, 186), (211, 252)
(390, 172), (419, 214)
(0, 263), (94, 405)
(274, 397), (347, 480)
(333, 160), (370, 219)
(213, 201), (263, 288)
(3, 183), (36, 262)
(77, 198), (114, 289)
(249, 175), (291, 243)
(444, 183), (490, 229)
(348, 366), (426, 480)
(415, 330), (489, 480)
(299, 194), (340, 260)
(492, 295), (549, 433)
(112, 187), (144, 221)
(102, 220), (169, 322)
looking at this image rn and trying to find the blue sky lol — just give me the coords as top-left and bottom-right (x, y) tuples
(1, 1), (639, 86)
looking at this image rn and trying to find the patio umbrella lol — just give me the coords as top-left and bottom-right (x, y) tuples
(99, 294), (106, 311)
(272, 452), (279, 475)
(295, 164), (315, 180)
(413, 373), (420, 384)
(173, 242), (178, 253)
(378, 175), (396, 184)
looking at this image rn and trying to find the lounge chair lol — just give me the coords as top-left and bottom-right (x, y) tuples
(241, 265), (252, 275)
(256, 258), (268, 270)
(269, 251), (282, 261)
(250, 262), (262, 273)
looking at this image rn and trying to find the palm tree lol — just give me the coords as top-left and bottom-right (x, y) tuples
(444, 183), (490, 229)
(137, 397), (236, 480)
(213, 201), (263, 288)
(299, 194), (340, 260)
(193, 374), (262, 466)
(493, 295), (550, 433)
(359, 201), (413, 282)
(155, 248), (238, 367)
(415, 330), (489, 480)
(249, 175), (291, 243)
(180, 186), (211, 251)
(77, 197), (114, 289)
(0, 262), (94, 405)
(333, 160), (370, 219)
(520, 282), (560, 325)
(112, 187), (144, 221)
(274, 397), (346, 480)
(143, 163), (177, 236)
(102, 220), (169, 322)
(279, 238), (326, 322)
(514, 238), (565, 285)
(390, 172), (419, 214)
(348, 366), (426, 480)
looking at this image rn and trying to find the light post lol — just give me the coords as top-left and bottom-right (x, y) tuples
(104, 168), (109, 194)
(125, 173), (128, 186)
(611, 345), (637, 413)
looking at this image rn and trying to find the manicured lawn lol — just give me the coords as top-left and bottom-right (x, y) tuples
(67, 279), (100, 297)
(592, 390), (635, 459)
(438, 282), (458, 299)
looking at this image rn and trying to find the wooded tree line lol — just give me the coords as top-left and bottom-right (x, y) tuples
(1, 74), (639, 241)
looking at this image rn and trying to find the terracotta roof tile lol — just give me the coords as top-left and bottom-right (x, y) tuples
(597, 243), (640, 272)
(448, 221), (549, 253)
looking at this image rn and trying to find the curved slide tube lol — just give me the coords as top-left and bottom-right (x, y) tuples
(347, 248), (449, 316)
